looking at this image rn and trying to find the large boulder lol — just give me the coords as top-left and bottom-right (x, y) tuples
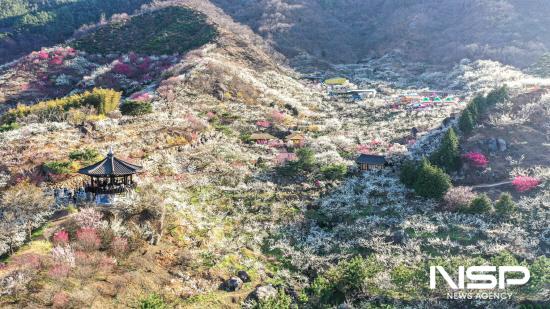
(250, 285), (277, 301)
(237, 270), (251, 283)
(487, 138), (498, 152)
(392, 229), (408, 245)
(497, 138), (507, 152)
(222, 277), (243, 292)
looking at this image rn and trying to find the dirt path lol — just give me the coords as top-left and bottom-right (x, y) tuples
(472, 181), (511, 189)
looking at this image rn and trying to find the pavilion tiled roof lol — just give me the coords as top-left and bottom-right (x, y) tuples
(78, 149), (142, 177)
(356, 154), (386, 165)
(250, 133), (276, 140)
(286, 132), (305, 140)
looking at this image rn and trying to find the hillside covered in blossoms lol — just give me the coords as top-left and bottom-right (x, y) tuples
(0, 0), (548, 308)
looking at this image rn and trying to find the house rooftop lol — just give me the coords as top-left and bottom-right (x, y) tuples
(324, 77), (348, 86)
(286, 132), (305, 140)
(356, 154), (386, 165)
(250, 133), (276, 140)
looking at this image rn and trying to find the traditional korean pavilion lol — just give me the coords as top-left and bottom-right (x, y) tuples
(250, 133), (277, 144)
(78, 148), (142, 194)
(285, 132), (305, 146)
(356, 154), (387, 171)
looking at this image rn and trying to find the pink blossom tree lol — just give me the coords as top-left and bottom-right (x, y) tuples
(269, 110), (286, 124)
(512, 176), (540, 192)
(52, 230), (69, 246)
(113, 63), (133, 76)
(37, 51), (50, 60)
(462, 152), (489, 168)
(76, 228), (101, 251)
(52, 291), (70, 308)
(110, 237), (128, 256)
(48, 264), (70, 279)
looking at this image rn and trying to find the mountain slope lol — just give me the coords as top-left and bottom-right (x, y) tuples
(0, 0), (150, 64)
(211, 0), (550, 67)
(0, 1), (548, 308)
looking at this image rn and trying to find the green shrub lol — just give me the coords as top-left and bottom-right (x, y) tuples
(296, 148), (315, 171)
(253, 289), (293, 309)
(320, 164), (347, 180)
(490, 250), (519, 267)
(399, 160), (418, 188)
(458, 109), (475, 135)
(69, 148), (100, 163)
(43, 161), (72, 174)
(84, 88), (121, 115)
(494, 192), (516, 216)
(0, 122), (19, 132)
(277, 147), (316, 177)
(412, 159), (451, 199)
(465, 194), (493, 213)
(431, 128), (461, 172)
(525, 256), (550, 293)
(310, 256), (379, 305)
(240, 132), (252, 144)
(2, 88), (121, 124)
(139, 293), (167, 309)
(120, 100), (153, 116)
(390, 263), (426, 297)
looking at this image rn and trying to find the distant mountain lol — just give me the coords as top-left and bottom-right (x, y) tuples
(210, 0), (550, 68)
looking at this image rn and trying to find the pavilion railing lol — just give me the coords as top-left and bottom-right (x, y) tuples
(84, 183), (136, 194)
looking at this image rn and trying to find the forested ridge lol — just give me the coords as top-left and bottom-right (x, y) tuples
(0, 0), (150, 64)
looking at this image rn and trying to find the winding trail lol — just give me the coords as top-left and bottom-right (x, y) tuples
(472, 181), (511, 189)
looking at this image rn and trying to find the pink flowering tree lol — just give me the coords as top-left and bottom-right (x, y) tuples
(49, 56), (64, 66)
(52, 230), (69, 246)
(256, 120), (272, 128)
(462, 152), (489, 168)
(52, 292), (70, 308)
(512, 176), (540, 192)
(357, 144), (371, 154)
(76, 228), (101, 251)
(269, 110), (286, 124)
(113, 63), (133, 76)
(48, 264), (70, 279)
(37, 51), (50, 60)
(110, 237), (128, 256)
(10, 253), (43, 270)
(129, 92), (153, 102)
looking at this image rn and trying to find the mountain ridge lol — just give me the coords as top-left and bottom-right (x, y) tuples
(211, 0), (550, 68)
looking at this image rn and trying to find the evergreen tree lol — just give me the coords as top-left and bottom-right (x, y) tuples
(459, 109), (475, 135)
(296, 147), (315, 171)
(471, 95), (486, 115)
(399, 160), (418, 188)
(431, 128), (461, 172)
(412, 158), (451, 199)
(486, 86), (509, 106)
(495, 192), (516, 216)
(466, 194), (493, 213)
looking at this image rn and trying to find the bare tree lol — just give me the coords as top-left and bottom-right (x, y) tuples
(0, 181), (54, 240)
